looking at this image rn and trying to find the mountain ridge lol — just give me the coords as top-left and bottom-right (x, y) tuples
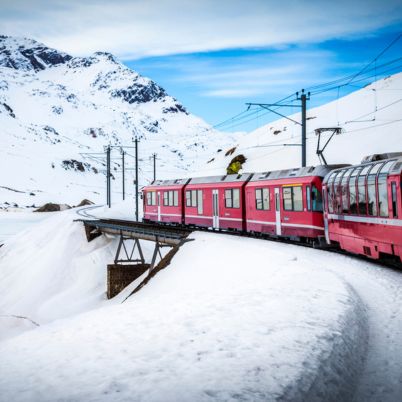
(0, 35), (235, 209)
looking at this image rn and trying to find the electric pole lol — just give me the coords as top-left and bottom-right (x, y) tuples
(296, 89), (310, 167)
(246, 89), (310, 168)
(121, 149), (125, 201)
(153, 153), (157, 182)
(106, 145), (111, 208)
(135, 137), (139, 221)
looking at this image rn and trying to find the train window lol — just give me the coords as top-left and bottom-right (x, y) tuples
(191, 190), (197, 207)
(146, 192), (151, 206)
(377, 162), (395, 217)
(283, 188), (292, 210)
(391, 182), (398, 218)
(334, 171), (344, 214)
(349, 168), (360, 214)
(312, 185), (323, 212)
(341, 168), (353, 213)
(151, 192), (156, 206)
(306, 186), (311, 211)
(168, 190), (174, 206)
(378, 176), (388, 217)
(357, 165), (371, 215)
(328, 172), (339, 214)
(293, 186), (303, 211)
(197, 190), (203, 214)
(367, 163), (383, 216)
(225, 189), (240, 208)
(283, 186), (303, 211)
(163, 192), (168, 206)
(173, 191), (179, 207)
(225, 189), (232, 208)
(233, 189), (240, 208)
(255, 188), (270, 210)
(186, 190), (198, 207)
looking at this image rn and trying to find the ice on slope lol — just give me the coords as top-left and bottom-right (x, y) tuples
(0, 211), (367, 401)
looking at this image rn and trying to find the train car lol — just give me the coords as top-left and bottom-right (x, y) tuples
(143, 178), (190, 224)
(245, 165), (346, 243)
(184, 174), (252, 230)
(322, 153), (402, 262)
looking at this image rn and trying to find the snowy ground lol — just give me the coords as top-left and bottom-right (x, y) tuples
(0, 210), (401, 401)
(0, 210), (51, 244)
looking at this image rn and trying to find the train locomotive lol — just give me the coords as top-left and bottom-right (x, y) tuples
(143, 153), (402, 264)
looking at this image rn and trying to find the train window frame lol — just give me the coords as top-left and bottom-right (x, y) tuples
(306, 185), (311, 211)
(255, 188), (270, 210)
(283, 185), (303, 212)
(327, 171), (338, 214)
(197, 190), (203, 214)
(225, 188), (240, 209)
(367, 163), (383, 216)
(348, 168), (360, 215)
(341, 168), (354, 214)
(357, 165), (371, 215)
(186, 190), (198, 208)
(334, 170), (344, 214)
(391, 182), (398, 218)
(377, 161), (395, 217)
(312, 184), (323, 212)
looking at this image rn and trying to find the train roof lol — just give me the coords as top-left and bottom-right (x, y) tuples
(147, 178), (190, 187)
(250, 164), (348, 182)
(188, 173), (253, 185)
(323, 154), (402, 183)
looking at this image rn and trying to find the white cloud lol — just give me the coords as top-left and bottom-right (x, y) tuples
(157, 49), (341, 98)
(0, 0), (401, 59)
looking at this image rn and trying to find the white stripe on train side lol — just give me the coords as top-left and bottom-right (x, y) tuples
(327, 214), (402, 227)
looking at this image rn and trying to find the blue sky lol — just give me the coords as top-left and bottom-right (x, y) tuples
(1, 0), (402, 131)
(127, 26), (402, 131)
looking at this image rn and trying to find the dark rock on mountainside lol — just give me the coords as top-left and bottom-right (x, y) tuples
(0, 35), (72, 71)
(76, 199), (94, 207)
(111, 81), (167, 104)
(163, 104), (188, 115)
(34, 202), (71, 212)
(0, 102), (15, 118)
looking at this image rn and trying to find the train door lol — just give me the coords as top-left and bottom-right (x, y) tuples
(157, 191), (161, 221)
(274, 187), (281, 236)
(212, 189), (219, 229)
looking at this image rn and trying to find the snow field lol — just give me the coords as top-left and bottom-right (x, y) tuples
(0, 211), (368, 401)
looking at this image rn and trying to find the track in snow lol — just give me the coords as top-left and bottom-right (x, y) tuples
(75, 204), (103, 219)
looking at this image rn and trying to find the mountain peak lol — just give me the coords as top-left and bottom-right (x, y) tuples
(0, 35), (72, 72)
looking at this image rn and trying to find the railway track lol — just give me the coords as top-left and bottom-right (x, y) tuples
(86, 217), (401, 271)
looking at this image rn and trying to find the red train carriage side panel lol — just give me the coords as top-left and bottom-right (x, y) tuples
(245, 165), (346, 241)
(184, 174), (252, 230)
(143, 178), (189, 224)
(323, 154), (402, 262)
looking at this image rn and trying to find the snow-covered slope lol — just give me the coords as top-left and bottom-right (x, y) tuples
(0, 211), (368, 401)
(203, 72), (402, 175)
(0, 36), (236, 208)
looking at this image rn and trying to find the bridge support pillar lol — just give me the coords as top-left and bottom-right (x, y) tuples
(107, 263), (150, 299)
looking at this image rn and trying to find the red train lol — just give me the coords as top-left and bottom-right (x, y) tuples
(143, 153), (402, 264)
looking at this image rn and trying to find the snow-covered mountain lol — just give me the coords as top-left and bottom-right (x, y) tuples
(203, 72), (402, 175)
(0, 36), (236, 208)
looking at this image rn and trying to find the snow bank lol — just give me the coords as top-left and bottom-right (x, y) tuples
(0, 210), (116, 332)
(0, 230), (367, 401)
